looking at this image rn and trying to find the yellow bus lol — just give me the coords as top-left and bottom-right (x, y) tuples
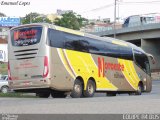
(8, 23), (153, 98)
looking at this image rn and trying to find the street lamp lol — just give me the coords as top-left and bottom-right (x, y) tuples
(114, 0), (117, 38)
(114, 0), (122, 38)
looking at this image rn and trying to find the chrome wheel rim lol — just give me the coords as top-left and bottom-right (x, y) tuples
(2, 87), (8, 93)
(88, 84), (94, 94)
(74, 84), (81, 93)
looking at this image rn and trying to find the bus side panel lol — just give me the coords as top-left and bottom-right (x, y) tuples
(57, 48), (139, 92)
(49, 48), (74, 91)
(52, 48), (143, 92)
(92, 55), (138, 92)
(50, 48), (118, 91)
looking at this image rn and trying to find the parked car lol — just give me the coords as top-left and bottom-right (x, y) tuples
(0, 75), (9, 93)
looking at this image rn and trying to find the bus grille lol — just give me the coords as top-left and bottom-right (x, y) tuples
(14, 49), (38, 60)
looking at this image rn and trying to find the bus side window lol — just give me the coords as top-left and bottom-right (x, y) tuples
(84, 38), (104, 53)
(78, 40), (89, 52)
(104, 42), (120, 58)
(120, 47), (133, 60)
(47, 29), (64, 48)
(65, 34), (89, 52)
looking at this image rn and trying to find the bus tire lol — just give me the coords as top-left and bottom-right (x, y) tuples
(135, 83), (143, 95)
(36, 92), (50, 98)
(70, 79), (83, 98)
(51, 91), (67, 98)
(83, 80), (96, 97)
(106, 92), (116, 97)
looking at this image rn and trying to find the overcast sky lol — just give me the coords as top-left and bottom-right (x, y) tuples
(0, 0), (160, 21)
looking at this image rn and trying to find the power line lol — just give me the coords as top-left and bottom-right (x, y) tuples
(91, 3), (114, 11)
(80, 3), (114, 14)
(81, 0), (160, 14)
(119, 1), (160, 4)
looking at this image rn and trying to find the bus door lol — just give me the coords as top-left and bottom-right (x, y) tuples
(133, 49), (152, 92)
(145, 54), (155, 92)
(145, 61), (152, 92)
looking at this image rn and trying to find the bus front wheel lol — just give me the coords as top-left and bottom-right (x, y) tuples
(135, 83), (143, 95)
(70, 79), (83, 98)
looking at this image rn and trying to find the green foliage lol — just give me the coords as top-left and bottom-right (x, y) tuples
(0, 93), (38, 98)
(21, 12), (52, 24)
(54, 12), (87, 30)
(0, 62), (7, 75)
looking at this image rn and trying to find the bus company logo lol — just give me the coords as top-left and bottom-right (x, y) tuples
(14, 31), (19, 40)
(98, 57), (124, 77)
(14, 29), (37, 40)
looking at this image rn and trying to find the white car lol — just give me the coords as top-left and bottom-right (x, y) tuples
(0, 75), (9, 93)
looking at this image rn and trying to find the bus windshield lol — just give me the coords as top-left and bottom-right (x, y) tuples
(133, 49), (150, 74)
(11, 26), (42, 46)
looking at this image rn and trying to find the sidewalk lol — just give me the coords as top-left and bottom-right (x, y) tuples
(152, 72), (160, 80)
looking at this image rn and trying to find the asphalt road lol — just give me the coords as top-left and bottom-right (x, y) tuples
(0, 80), (160, 114)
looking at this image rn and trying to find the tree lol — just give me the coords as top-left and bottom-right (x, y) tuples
(54, 12), (87, 30)
(21, 12), (51, 24)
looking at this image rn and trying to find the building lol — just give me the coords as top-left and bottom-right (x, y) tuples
(56, 9), (73, 16)
(0, 38), (8, 62)
(47, 9), (73, 23)
(0, 16), (20, 62)
(81, 18), (122, 33)
(47, 13), (62, 23)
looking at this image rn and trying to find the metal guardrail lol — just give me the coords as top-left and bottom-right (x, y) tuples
(122, 19), (160, 28)
(92, 20), (160, 33)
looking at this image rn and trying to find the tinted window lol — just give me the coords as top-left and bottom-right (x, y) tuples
(0, 76), (8, 81)
(85, 38), (122, 58)
(47, 29), (64, 48)
(134, 50), (148, 72)
(47, 28), (133, 60)
(145, 62), (151, 75)
(120, 47), (133, 60)
(85, 38), (105, 53)
(11, 27), (42, 46)
(104, 42), (120, 57)
(47, 29), (87, 51)
(65, 34), (89, 52)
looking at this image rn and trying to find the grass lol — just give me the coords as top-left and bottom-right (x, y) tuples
(0, 62), (8, 75)
(0, 92), (38, 98)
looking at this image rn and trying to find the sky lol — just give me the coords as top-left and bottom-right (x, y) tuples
(0, 0), (160, 21)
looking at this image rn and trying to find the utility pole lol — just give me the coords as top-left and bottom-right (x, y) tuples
(114, 0), (117, 38)
(30, 12), (32, 23)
